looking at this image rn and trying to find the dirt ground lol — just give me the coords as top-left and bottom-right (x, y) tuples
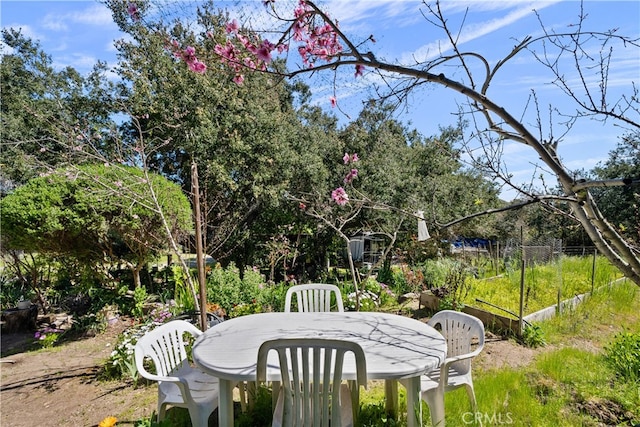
(0, 307), (542, 427)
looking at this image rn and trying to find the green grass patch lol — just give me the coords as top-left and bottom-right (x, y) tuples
(464, 256), (624, 316)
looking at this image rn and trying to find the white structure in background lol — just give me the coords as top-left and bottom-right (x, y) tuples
(417, 210), (430, 241)
(349, 232), (385, 269)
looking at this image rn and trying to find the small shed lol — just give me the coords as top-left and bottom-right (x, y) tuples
(349, 233), (385, 267)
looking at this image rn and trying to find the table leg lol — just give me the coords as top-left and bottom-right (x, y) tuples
(405, 376), (422, 427)
(219, 379), (234, 427)
(384, 379), (398, 417)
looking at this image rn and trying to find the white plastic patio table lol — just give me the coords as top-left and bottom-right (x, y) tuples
(192, 311), (447, 427)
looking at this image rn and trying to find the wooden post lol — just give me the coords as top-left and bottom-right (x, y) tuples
(591, 248), (597, 293)
(518, 259), (525, 338)
(191, 162), (208, 331)
(518, 226), (525, 337)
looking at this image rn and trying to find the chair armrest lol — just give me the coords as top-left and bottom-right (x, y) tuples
(136, 363), (191, 391)
(441, 347), (482, 367)
(438, 348), (482, 385)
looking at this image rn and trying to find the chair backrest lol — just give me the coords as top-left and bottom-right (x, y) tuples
(135, 320), (202, 378)
(284, 283), (344, 312)
(257, 338), (367, 427)
(427, 310), (485, 374)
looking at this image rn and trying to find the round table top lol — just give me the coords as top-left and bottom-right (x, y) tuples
(192, 311), (446, 382)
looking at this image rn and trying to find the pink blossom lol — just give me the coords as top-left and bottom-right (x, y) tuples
(355, 64), (365, 77)
(226, 19), (240, 34)
(329, 96), (337, 108)
(331, 187), (349, 205)
(243, 57), (257, 69)
(233, 74), (245, 85)
(188, 60), (207, 74)
(344, 168), (358, 184)
(127, 2), (140, 21)
(256, 46), (272, 63)
(182, 46), (196, 63)
(343, 152), (359, 164)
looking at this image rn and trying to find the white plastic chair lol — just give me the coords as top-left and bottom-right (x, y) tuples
(284, 283), (344, 312)
(416, 310), (485, 426)
(257, 338), (367, 427)
(135, 320), (219, 427)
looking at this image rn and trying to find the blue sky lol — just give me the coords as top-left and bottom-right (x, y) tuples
(2, 0), (639, 200)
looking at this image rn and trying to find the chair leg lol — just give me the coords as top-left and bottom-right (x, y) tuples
(157, 402), (167, 422)
(423, 389), (445, 427)
(465, 383), (477, 412)
(189, 406), (210, 427)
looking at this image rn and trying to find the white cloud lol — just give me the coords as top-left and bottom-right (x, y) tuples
(42, 14), (68, 32)
(69, 4), (114, 26)
(52, 53), (99, 71)
(38, 3), (116, 33)
(404, 1), (560, 64)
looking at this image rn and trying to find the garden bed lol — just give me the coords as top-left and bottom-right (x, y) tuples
(420, 277), (630, 335)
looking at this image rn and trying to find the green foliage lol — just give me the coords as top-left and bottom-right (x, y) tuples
(425, 260), (471, 311)
(171, 265), (196, 312)
(0, 164), (192, 289)
(133, 415), (175, 427)
(604, 332), (640, 381)
(463, 256), (623, 316)
(592, 131), (640, 247)
(206, 263), (269, 316)
(375, 259), (394, 287)
(107, 0), (321, 268)
(102, 304), (177, 384)
(521, 323), (547, 348)
(344, 279), (396, 311)
(132, 286), (148, 320)
(34, 327), (63, 349)
(0, 28), (116, 188)
(235, 385), (274, 427)
(0, 270), (29, 310)
(134, 410), (190, 426)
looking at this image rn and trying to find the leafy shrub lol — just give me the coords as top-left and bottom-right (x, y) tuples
(254, 282), (288, 313)
(171, 265), (195, 312)
(132, 286), (148, 320)
(235, 385), (273, 427)
(376, 259), (394, 286)
(345, 279), (396, 311)
(438, 296), (463, 311)
(229, 301), (263, 317)
(604, 332), (640, 381)
(207, 263), (243, 313)
(522, 323), (546, 348)
(207, 263), (269, 316)
(34, 327), (64, 348)
(102, 303), (176, 384)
